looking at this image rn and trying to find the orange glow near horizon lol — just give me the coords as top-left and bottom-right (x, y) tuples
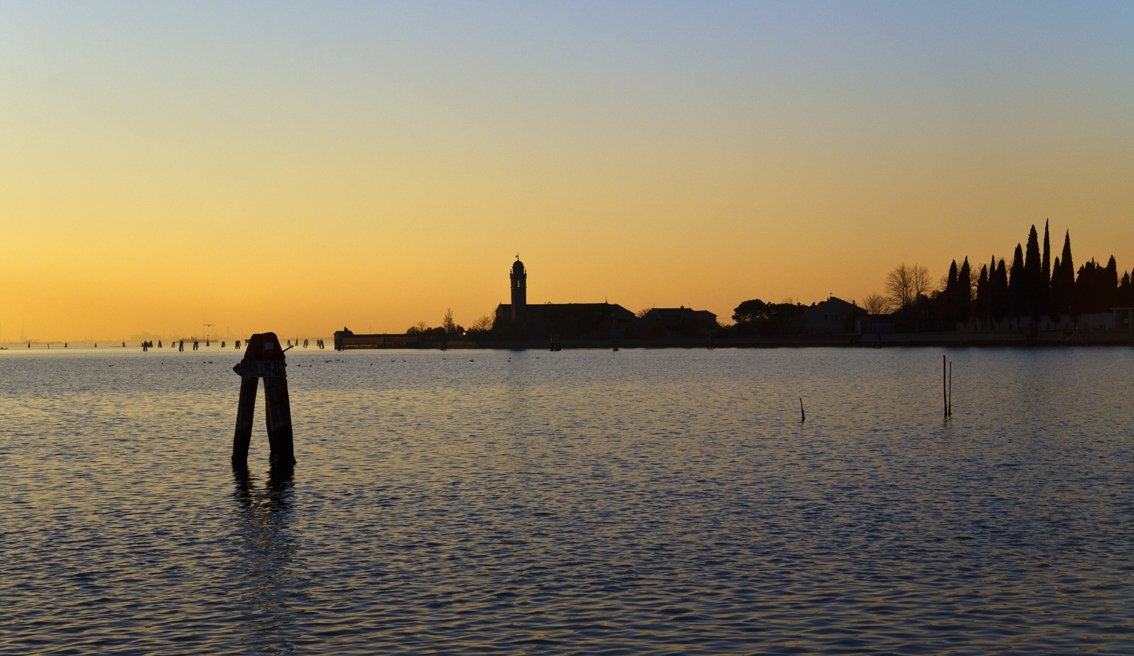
(2, 3), (1133, 342)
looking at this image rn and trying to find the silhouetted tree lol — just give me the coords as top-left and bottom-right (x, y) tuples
(1104, 256), (1119, 310)
(1041, 221), (1052, 315)
(1050, 230), (1074, 317)
(984, 255), (997, 322)
(1050, 256), (1062, 317)
(1120, 271), (1134, 307)
(470, 314), (494, 332)
(886, 263), (931, 310)
(1024, 225), (1042, 319)
(732, 299), (804, 336)
(942, 260), (959, 326)
(992, 258), (1009, 322)
(862, 293), (890, 315)
(1009, 244), (1026, 318)
(975, 264), (989, 323)
(957, 257), (972, 324)
(1071, 258), (1118, 316)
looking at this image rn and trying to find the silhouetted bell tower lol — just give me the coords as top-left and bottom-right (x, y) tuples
(510, 255), (527, 323)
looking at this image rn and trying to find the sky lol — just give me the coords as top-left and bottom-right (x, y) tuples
(2, 1), (1133, 341)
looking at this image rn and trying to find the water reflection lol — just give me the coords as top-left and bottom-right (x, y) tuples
(230, 465), (301, 652)
(232, 464), (295, 512)
(5, 348), (1134, 653)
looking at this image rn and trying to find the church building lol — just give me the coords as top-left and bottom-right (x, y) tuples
(494, 257), (637, 338)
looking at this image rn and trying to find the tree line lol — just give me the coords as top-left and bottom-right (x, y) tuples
(731, 222), (1132, 336)
(880, 222), (1133, 331)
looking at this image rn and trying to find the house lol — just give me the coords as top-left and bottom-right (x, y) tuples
(856, 314), (896, 335)
(1113, 307), (1134, 331)
(803, 296), (867, 334)
(639, 306), (717, 337)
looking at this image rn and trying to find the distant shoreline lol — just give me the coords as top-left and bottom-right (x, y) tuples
(335, 330), (1134, 350)
(5, 329), (1131, 352)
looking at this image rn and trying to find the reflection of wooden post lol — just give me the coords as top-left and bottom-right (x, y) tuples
(231, 332), (295, 467)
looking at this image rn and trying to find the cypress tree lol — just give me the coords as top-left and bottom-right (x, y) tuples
(1057, 230), (1074, 316)
(987, 255), (996, 322)
(1074, 260), (1096, 315)
(1041, 221), (1051, 316)
(1024, 225), (1041, 319)
(1051, 257), (1063, 319)
(1010, 244), (1026, 318)
(957, 257), (972, 324)
(976, 264), (989, 324)
(993, 258), (1009, 322)
(1103, 256), (1119, 310)
(944, 260), (958, 327)
(995, 258), (1007, 322)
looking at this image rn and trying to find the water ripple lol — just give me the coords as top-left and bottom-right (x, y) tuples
(1, 347), (1133, 653)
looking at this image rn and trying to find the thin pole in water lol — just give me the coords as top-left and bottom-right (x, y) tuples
(799, 397), (805, 423)
(943, 355), (948, 418)
(948, 360), (953, 417)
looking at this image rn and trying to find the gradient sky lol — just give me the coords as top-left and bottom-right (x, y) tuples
(2, 1), (1133, 341)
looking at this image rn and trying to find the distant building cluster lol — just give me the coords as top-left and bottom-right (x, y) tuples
(333, 225), (1134, 350)
(491, 257), (717, 341)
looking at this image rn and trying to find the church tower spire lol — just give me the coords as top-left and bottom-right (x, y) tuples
(510, 255), (527, 323)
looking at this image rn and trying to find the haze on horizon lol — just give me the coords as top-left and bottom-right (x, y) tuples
(2, 1), (1132, 342)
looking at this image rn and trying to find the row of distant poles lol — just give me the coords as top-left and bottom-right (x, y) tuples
(19, 337), (327, 350)
(139, 338), (326, 352)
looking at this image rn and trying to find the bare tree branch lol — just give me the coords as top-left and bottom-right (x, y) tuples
(862, 293), (891, 315)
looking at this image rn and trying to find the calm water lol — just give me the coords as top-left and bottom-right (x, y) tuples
(2, 346), (1134, 654)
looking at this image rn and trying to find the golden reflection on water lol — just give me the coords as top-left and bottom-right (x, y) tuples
(231, 465), (299, 647)
(3, 347), (1134, 654)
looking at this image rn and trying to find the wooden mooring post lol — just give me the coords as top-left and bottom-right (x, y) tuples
(231, 332), (296, 468)
(942, 355), (953, 418)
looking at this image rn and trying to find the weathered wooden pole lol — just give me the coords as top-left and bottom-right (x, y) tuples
(263, 372), (295, 465)
(943, 354), (952, 415)
(231, 332), (295, 467)
(231, 375), (258, 466)
(799, 397), (805, 423)
(948, 360), (953, 418)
